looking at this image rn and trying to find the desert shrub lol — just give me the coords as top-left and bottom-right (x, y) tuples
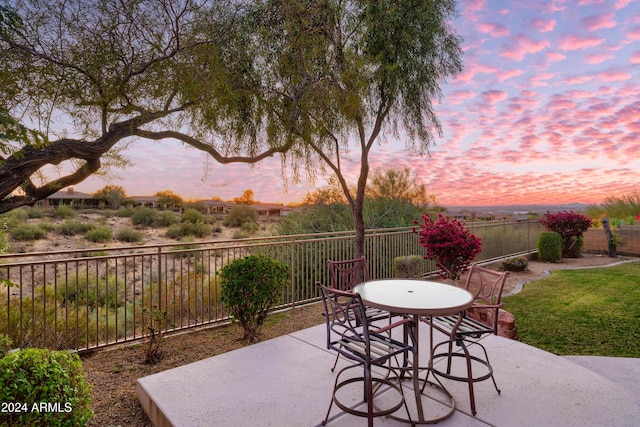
(84, 225), (112, 243)
(537, 232), (563, 262)
(25, 206), (49, 218)
(232, 229), (252, 239)
(10, 222), (47, 241)
(223, 205), (258, 227)
(218, 254), (289, 343)
(240, 221), (259, 233)
(0, 348), (93, 426)
(116, 227), (143, 243)
(54, 204), (75, 219)
(158, 210), (179, 227)
(57, 273), (126, 310)
(58, 219), (95, 236)
(539, 211), (591, 258)
(36, 220), (56, 233)
(131, 207), (158, 227)
(393, 255), (425, 278)
(502, 257), (529, 272)
(0, 284), (91, 349)
(414, 213), (482, 280)
(181, 208), (205, 224)
(165, 221), (212, 239)
(115, 207), (135, 217)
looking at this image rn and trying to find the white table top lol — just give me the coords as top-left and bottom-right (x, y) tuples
(354, 279), (474, 316)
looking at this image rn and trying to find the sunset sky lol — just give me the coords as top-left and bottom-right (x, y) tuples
(73, 0), (640, 207)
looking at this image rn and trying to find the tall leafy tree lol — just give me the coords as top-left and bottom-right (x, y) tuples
(93, 185), (127, 209)
(0, 0), (300, 214)
(250, 0), (463, 257)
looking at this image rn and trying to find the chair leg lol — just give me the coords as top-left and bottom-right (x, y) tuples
(365, 366), (374, 427)
(458, 339), (478, 416)
(331, 352), (340, 372)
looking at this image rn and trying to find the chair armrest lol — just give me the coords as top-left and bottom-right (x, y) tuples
(470, 302), (504, 310)
(370, 317), (413, 335)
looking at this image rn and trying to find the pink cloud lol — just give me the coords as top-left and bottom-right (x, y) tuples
(481, 90), (508, 104)
(461, 0), (487, 22)
(615, 0), (633, 9)
(496, 68), (524, 82)
(546, 51), (567, 62)
(478, 22), (509, 37)
(558, 34), (605, 51)
(584, 52), (614, 64)
(631, 51), (640, 63)
(561, 75), (596, 85)
(530, 18), (556, 33)
(628, 26), (640, 40)
(582, 12), (617, 31)
(500, 34), (550, 61)
(447, 90), (477, 105)
(599, 70), (632, 82)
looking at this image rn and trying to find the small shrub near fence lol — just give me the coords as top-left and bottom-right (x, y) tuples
(0, 347), (94, 426)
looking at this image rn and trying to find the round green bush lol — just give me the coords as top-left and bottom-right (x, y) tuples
(537, 231), (563, 262)
(84, 225), (113, 243)
(181, 208), (205, 224)
(218, 254), (289, 343)
(0, 348), (93, 426)
(158, 210), (179, 227)
(116, 227), (143, 243)
(223, 205), (258, 227)
(10, 223), (47, 241)
(58, 219), (95, 236)
(131, 207), (158, 227)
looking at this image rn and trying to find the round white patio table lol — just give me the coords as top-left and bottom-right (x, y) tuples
(354, 279), (474, 424)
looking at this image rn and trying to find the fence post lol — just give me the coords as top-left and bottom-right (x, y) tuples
(290, 237), (296, 308)
(157, 246), (163, 330)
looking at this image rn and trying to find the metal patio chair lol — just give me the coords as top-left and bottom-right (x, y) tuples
(422, 264), (509, 415)
(327, 257), (392, 371)
(317, 282), (416, 427)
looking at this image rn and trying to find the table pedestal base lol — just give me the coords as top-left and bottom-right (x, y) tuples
(388, 372), (456, 425)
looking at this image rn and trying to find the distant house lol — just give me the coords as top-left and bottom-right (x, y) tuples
(39, 188), (99, 208)
(249, 203), (293, 217)
(128, 196), (160, 208)
(193, 199), (231, 214)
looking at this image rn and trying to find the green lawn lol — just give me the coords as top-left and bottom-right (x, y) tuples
(502, 261), (640, 357)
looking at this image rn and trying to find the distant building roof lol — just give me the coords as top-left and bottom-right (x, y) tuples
(47, 188), (94, 200)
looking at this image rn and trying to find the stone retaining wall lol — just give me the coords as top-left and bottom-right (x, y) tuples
(582, 226), (640, 256)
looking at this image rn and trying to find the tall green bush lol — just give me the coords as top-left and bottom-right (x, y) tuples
(131, 207), (158, 227)
(223, 205), (258, 227)
(537, 232), (562, 262)
(218, 255), (289, 343)
(0, 349), (93, 426)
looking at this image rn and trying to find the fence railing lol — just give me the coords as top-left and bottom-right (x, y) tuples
(0, 220), (544, 352)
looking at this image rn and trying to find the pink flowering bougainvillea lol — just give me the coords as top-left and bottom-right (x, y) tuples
(413, 214), (482, 280)
(538, 211), (592, 258)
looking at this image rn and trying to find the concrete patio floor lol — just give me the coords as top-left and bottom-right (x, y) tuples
(137, 320), (640, 427)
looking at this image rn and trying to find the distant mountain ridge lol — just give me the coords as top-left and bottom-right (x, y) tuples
(445, 203), (589, 215)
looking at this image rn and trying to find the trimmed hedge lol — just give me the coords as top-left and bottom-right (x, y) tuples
(537, 231), (563, 262)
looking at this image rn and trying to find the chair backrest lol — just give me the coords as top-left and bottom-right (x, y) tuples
(464, 265), (509, 306)
(316, 282), (369, 360)
(327, 256), (370, 292)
